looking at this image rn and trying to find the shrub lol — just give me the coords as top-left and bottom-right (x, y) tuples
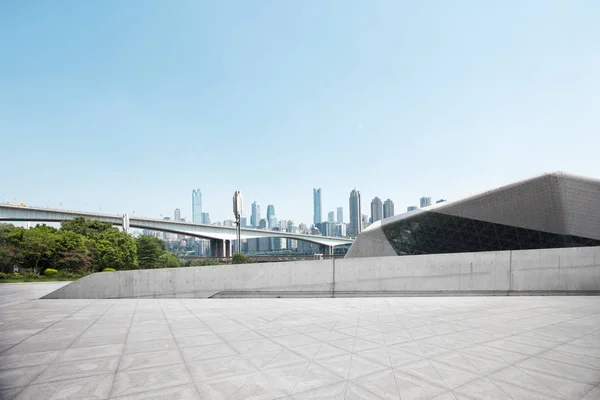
(232, 253), (254, 264)
(0, 272), (8, 280)
(102, 268), (116, 272)
(23, 271), (39, 279)
(43, 268), (58, 276)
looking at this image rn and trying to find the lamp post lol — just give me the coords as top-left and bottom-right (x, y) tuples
(233, 191), (243, 254)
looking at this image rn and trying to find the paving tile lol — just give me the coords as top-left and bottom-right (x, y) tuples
(110, 384), (201, 399)
(194, 372), (255, 400)
(392, 370), (448, 400)
(14, 373), (114, 400)
(516, 356), (600, 384)
(119, 348), (184, 371)
(175, 333), (223, 348)
(0, 365), (47, 389)
(290, 381), (347, 399)
(180, 343), (237, 363)
(32, 356), (119, 384)
(72, 333), (128, 348)
(111, 363), (192, 397)
(2, 339), (72, 355)
(581, 384), (600, 400)
(58, 344), (124, 362)
(0, 350), (61, 370)
(188, 355), (258, 382)
(123, 337), (178, 354)
(353, 368), (400, 399)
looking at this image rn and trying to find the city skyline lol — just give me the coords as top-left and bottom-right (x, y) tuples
(3, 2), (599, 225)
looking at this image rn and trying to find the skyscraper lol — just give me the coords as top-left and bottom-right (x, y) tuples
(348, 189), (361, 238)
(266, 205), (276, 229)
(174, 208), (181, 222)
(336, 207), (343, 224)
(251, 201), (260, 228)
(371, 197), (383, 223)
(201, 212), (210, 224)
(383, 199), (395, 219)
(327, 211), (335, 223)
(420, 197), (432, 208)
(407, 206), (417, 212)
(259, 218), (268, 229)
(313, 188), (322, 225)
(192, 189), (202, 223)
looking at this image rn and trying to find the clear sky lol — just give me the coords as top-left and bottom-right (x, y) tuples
(1, 1), (599, 225)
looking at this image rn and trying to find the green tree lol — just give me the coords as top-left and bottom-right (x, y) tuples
(136, 235), (166, 268)
(0, 243), (23, 273)
(0, 223), (16, 243)
(18, 225), (60, 272)
(89, 229), (138, 271)
(158, 252), (180, 268)
(61, 217), (113, 236)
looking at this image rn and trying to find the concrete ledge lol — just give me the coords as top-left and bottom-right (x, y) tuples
(43, 245), (600, 299)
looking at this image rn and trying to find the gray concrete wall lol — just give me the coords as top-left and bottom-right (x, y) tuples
(44, 246), (600, 299)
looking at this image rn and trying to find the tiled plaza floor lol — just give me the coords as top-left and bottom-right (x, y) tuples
(0, 283), (599, 399)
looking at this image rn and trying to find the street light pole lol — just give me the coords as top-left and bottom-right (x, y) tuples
(233, 191), (243, 254)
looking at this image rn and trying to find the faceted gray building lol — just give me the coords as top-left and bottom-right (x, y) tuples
(251, 201), (260, 228)
(347, 172), (600, 258)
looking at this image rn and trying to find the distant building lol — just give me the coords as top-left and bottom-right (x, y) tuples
(348, 189), (362, 237)
(336, 207), (343, 224)
(327, 211), (335, 223)
(251, 202), (261, 228)
(223, 220), (235, 227)
(266, 205), (277, 229)
(259, 218), (268, 229)
(420, 197), (432, 208)
(371, 197), (383, 223)
(201, 212), (210, 224)
(361, 214), (370, 230)
(240, 216), (248, 227)
(407, 206), (417, 212)
(313, 188), (322, 225)
(192, 189), (202, 223)
(336, 223), (347, 238)
(174, 208), (181, 222)
(436, 199), (446, 204)
(383, 199), (395, 219)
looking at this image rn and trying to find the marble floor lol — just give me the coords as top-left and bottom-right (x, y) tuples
(0, 283), (599, 400)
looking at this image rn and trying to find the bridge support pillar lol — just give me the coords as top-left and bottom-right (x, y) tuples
(210, 239), (225, 258)
(320, 245), (334, 256)
(225, 240), (232, 257)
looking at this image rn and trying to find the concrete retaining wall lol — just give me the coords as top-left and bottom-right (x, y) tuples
(43, 246), (600, 299)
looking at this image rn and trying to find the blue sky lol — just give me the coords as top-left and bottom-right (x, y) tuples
(1, 1), (599, 225)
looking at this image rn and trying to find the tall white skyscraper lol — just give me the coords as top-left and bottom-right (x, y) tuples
(251, 201), (261, 228)
(336, 207), (343, 224)
(371, 197), (383, 223)
(174, 208), (181, 222)
(349, 189), (361, 238)
(313, 188), (322, 225)
(192, 189), (202, 223)
(383, 199), (395, 219)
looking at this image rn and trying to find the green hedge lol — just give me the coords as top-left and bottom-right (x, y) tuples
(102, 268), (116, 272)
(232, 253), (254, 264)
(43, 268), (58, 276)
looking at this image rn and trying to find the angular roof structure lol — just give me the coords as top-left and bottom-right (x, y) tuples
(346, 172), (600, 258)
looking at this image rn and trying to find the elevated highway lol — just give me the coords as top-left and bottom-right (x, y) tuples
(0, 204), (353, 257)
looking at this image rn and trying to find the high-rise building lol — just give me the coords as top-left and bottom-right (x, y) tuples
(336, 207), (343, 224)
(192, 189), (202, 223)
(327, 211), (335, 223)
(348, 189), (362, 238)
(420, 197), (432, 208)
(240, 216), (248, 227)
(251, 202), (261, 227)
(266, 205), (277, 229)
(174, 208), (181, 222)
(362, 214), (370, 229)
(407, 206), (417, 212)
(201, 212), (210, 224)
(371, 197), (383, 223)
(259, 218), (268, 229)
(313, 188), (322, 225)
(383, 199), (395, 219)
